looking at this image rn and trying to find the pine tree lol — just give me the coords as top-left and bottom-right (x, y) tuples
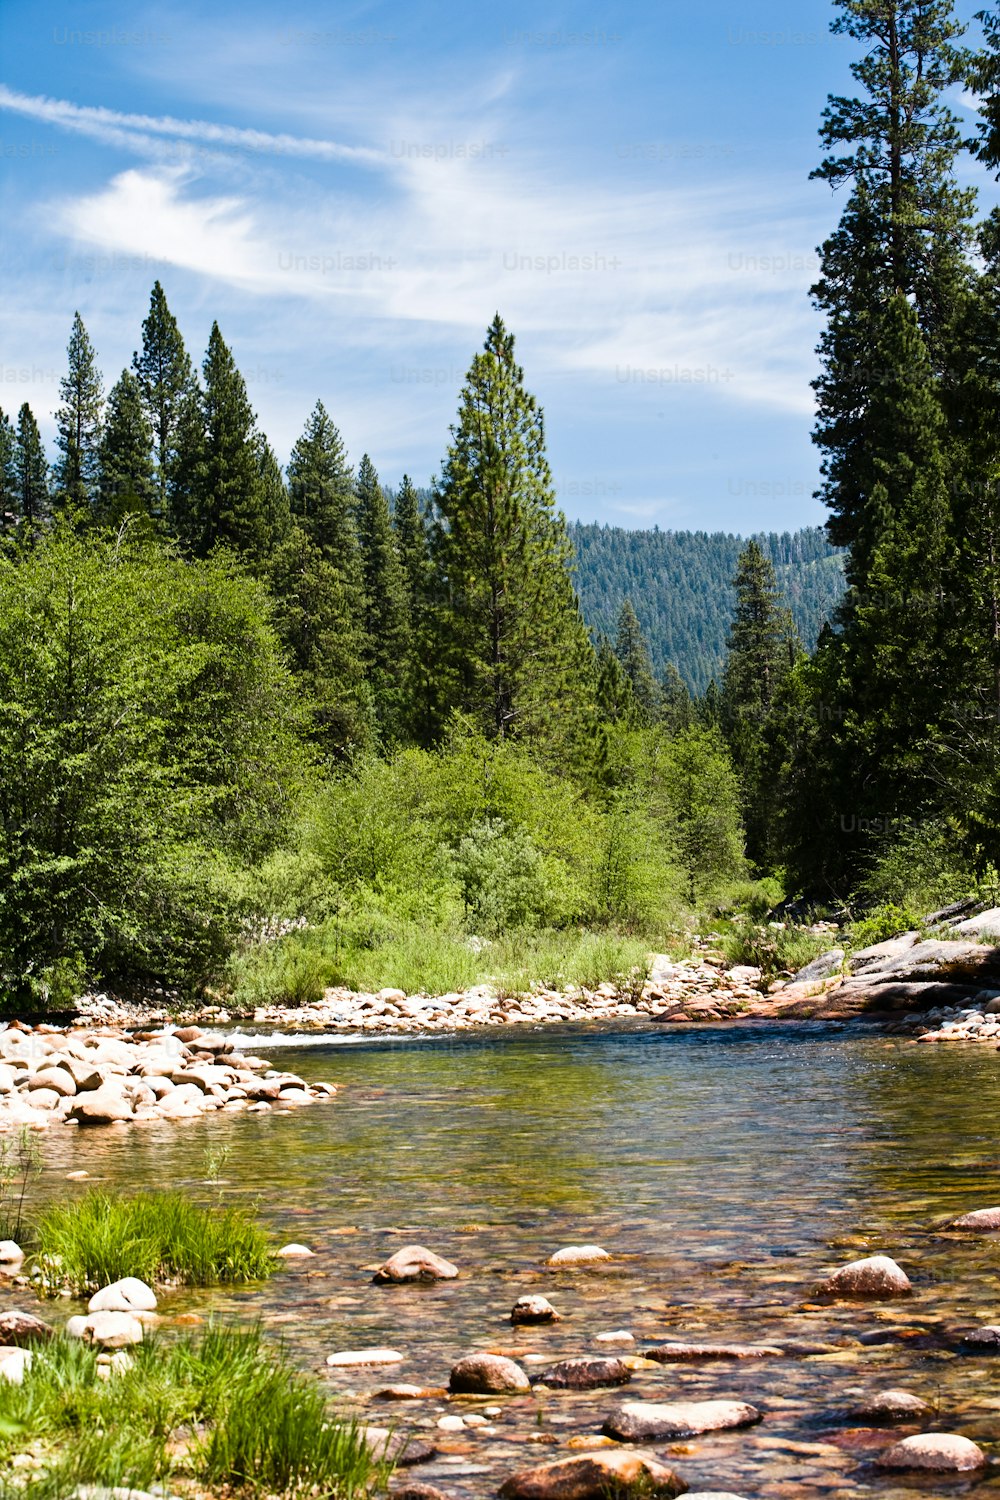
(393, 474), (435, 744)
(13, 404), (49, 536)
(255, 437), (291, 551)
(268, 525), (371, 757)
(432, 314), (593, 745)
(286, 402), (362, 599)
(614, 599), (660, 722)
(0, 409), (15, 530)
(97, 370), (155, 525)
(660, 663), (694, 734)
(355, 453), (409, 741)
(181, 323), (279, 565)
(132, 282), (194, 522)
(53, 312), (103, 515)
(595, 638), (637, 725)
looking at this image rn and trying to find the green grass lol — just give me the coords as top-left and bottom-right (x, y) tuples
(719, 919), (835, 988)
(0, 1325), (387, 1499)
(32, 1190), (276, 1296)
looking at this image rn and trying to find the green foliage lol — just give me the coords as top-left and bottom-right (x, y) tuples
(721, 919), (832, 989)
(356, 452), (409, 741)
(0, 1324), (384, 1499)
(615, 598), (660, 722)
(453, 818), (552, 935)
(845, 904), (923, 951)
(32, 1190), (275, 1294)
(97, 369), (156, 525)
(0, 527), (305, 1001)
(53, 312), (103, 515)
(0, 1127), (41, 1241)
(132, 280), (194, 524)
(572, 523), (845, 695)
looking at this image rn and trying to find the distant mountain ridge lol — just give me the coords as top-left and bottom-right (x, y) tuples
(569, 523), (845, 695)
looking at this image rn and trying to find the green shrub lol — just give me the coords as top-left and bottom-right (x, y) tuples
(721, 919), (833, 989)
(846, 903), (922, 951)
(32, 1190), (275, 1295)
(453, 818), (553, 934)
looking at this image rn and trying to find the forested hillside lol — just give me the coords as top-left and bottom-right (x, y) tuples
(571, 524), (846, 694)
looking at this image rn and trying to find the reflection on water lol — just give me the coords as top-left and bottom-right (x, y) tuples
(9, 1021), (1000, 1497)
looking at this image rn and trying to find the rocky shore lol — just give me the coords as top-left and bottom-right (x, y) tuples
(0, 1021), (335, 1131)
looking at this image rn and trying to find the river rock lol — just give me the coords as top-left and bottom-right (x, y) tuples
(949, 1206), (1000, 1231)
(792, 948), (846, 984)
(326, 1348), (405, 1367)
(277, 1243), (314, 1258)
(512, 1295), (559, 1325)
(642, 1342), (783, 1363)
(88, 1278), (157, 1314)
(449, 1352), (531, 1394)
(531, 1358), (632, 1390)
(0, 1310), (54, 1345)
(373, 1246), (458, 1283)
(376, 1384), (449, 1400)
(0, 1240), (23, 1264)
(683, 1494), (750, 1499)
(849, 1389), (932, 1423)
(391, 1487), (450, 1500)
(0, 1347), (32, 1384)
(876, 1434), (986, 1472)
(499, 1451), (687, 1499)
(68, 1084), (134, 1126)
(603, 1399), (762, 1442)
(27, 1068), (76, 1097)
(547, 1245), (610, 1266)
(817, 1255), (911, 1298)
(960, 1325), (1000, 1351)
(361, 1426), (436, 1465)
(69, 1312), (144, 1348)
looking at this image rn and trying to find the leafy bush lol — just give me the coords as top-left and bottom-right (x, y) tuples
(453, 819), (553, 934)
(846, 903), (923, 951)
(856, 820), (986, 916)
(32, 1190), (275, 1294)
(721, 918), (833, 988)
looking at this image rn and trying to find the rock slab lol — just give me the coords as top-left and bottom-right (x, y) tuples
(499, 1451), (688, 1499)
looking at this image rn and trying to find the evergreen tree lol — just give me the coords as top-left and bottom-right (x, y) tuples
(0, 409), (15, 530)
(13, 404), (49, 536)
(53, 312), (104, 514)
(432, 314), (593, 745)
(132, 281), (194, 522)
(721, 540), (799, 867)
(287, 401), (358, 564)
(268, 525), (371, 757)
(614, 599), (660, 721)
(255, 436), (291, 551)
(595, 638), (637, 725)
(660, 663), (694, 734)
(179, 323), (281, 565)
(97, 370), (155, 525)
(393, 474), (435, 745)
(356, 453), (409, 741)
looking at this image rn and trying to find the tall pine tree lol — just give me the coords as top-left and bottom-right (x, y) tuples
(97, 371), (155, 525)
(432, 314), (593, 745)
(0, 409), (15, 530)
(13, 405), (49, 536)
(393, 474), (435, 745)
(614, 599), (660, 722)
(132, 282), (194, 523)
(53, 312), (103, 515)
(287, 402), (362, 593)
(356, 453), (408, 742)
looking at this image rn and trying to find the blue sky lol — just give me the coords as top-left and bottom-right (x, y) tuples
(0, 0), (995, 533)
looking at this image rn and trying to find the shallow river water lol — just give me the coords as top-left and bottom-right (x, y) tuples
(11, 1019), (1000, 1498)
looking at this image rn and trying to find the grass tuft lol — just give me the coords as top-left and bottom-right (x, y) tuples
(32, 1190), (275, 1295)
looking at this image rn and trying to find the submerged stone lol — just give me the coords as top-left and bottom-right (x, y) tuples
(603, 1399), (761, 1442)
(817, 1255), (911, 1299)
(499, 1451), (688, 1499)
(373, 1245), (459, 1283)
(848, 1389), (932, 1423)
(450, 1352), (531, 1394)
(642, 1342), (783, 1363)
(326, 1348), (405, 1367)
(531, 1358), (632, 1390)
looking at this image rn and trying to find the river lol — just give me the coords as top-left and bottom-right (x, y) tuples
(12, 1020), (1000, 1496)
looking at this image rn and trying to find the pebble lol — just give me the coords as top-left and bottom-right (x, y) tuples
(876, 1433), (986, 1471)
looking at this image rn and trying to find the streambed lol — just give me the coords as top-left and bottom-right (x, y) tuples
(8, 1020), (1000, 1497)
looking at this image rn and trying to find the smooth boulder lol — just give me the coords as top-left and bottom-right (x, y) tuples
(547, 1245), (610, 1267)
(817, 1255), (911, 1299)
(531, 1358), (631, 1391)
(876, 1434), (985, 1472)
(603, 1399), (761, 1442)
(849, 1389), (932, 1423)
(499, 1451), (687, 1499)
(0, 1240), (23, 1264)
(88, 1278), (157, 1314)
(68, 1312), (144, 1349)
(0, 1347), (32, 1384)
(512, 1294), (559, 1325)
(373, 1246), (458, 1284)
(68, 1084), (134, 1127)
(449, 1352), (531, 1394)
(0, 1310), (54, 1345)
(949, 1206), (1000, 1231)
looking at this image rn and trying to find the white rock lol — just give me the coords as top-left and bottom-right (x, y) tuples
(547, 1245), (611, 1266)
(69, 1311), (144, 1348)
(0, 1347), (32, 1383)
(326, 1348), (404, 1367)
(88, 1278), (157, 1314)
(276, 1243), (314, 1258)
(0, 1240), (23, 1263)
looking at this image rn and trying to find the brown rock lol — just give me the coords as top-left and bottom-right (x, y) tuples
(499, 1451), (688, 1499)
(172, 1026), (203, 1043)
(375, 1385), (448, 1400)
(876, 1434), (986, 1472)
(602, 1399), (761, 1442)
(817, 1255), (911, 1299)
(960, 1325), (1000, 1351)
(531, 1358), (632, 1390)
(449, 1352), (531, 1394)
(360, 1427), (436, 1465)
(373, 1246), (458, 1284)
(642, 1342), (783, 1363)
(848, 1389), (932, 1424)
(67, 1083), (134, 1126)
(391, 1486), (450, 1500)
(0, 1311), (54, 1345)
(512, 1295), (560, 1325)
(949, 1206), (1000, 1231)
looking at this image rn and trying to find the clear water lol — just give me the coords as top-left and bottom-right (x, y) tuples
(10, 1020), (1000, 1498)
